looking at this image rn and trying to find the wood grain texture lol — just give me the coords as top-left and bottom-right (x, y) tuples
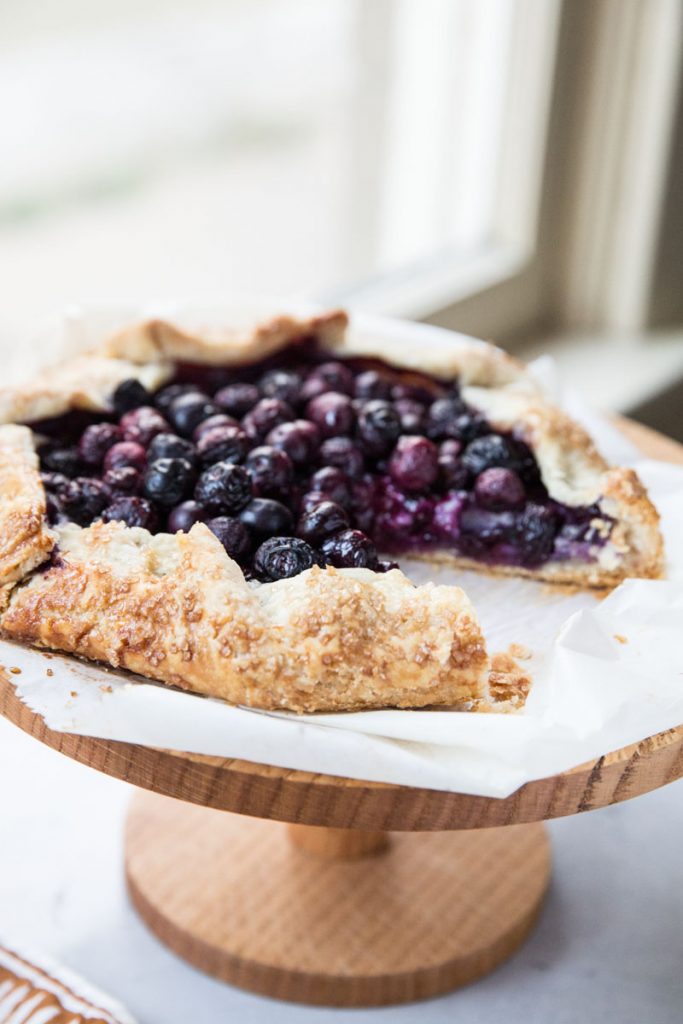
(1, 419), (681, 832)
(125, 791), (550, 1007)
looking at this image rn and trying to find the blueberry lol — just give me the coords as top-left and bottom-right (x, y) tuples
(153, 383), (201, 417)
(167, 500), (206, 533)
(206, 516), (252, 561)
(391, 380), (439, 404)
(319, 437), (365, 478)
(143, 457), (196, 507)
(433, 493), (466, 537)
(438, 440), (470, 491)
(100, 496), (158, 530)
(77, 423), (122, 467)
(305, 361), (354, 396)
(308, 466), (350, 506)
(45, 492), (62, 524)
(242, 397), (294, 439)
(297, 501), (349, 544)
(119, 406), (170, 446)
(459, 505), (516, 544)
(103, 441), (147, 474)
(266, 420), (320, 465)
(192, 413), (239, 441)
(60, 477), (109, 525)
(169, 393), (218, 437)
(299, 375), (328, 403)
(40, 470), (69, 492)
(197, 425), (249, 465)
(349, 477), (376, 533)
(320, 528), (378, 569)
(429, 406), (485, 445)
(354, 370), (392, 401)
(40, 446), (85, 478)
(394, 398), (425, 433)
(148, 432), (197, 465)
(357, 400), (400, 456)
(259, 369), (302, 406)
(113, 378), (151, 416)
(195, 461), (252, 513)
(240, 498), (293, 536)
(305, 392), (354, 438)
(462, 434), (519, 477)
(514, 503), (557, 564)
(244, 445), (294, 498)
(253, 536), (317, 581)
(475, 468), (525, 510)
(425, 398), (467, 440)
(388, 436), (439, 492)
(103, 466), (142, 495)
(214, 382), (260, 418)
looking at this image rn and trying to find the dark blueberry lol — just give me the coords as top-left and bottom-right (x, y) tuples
(319, 437), (365, 478)
(195, 461), (252, 513)
(102, 466), (142, 495)
(40, 446), (84, 478)
(438, 440), (470, 491)
(431, 407), (486, 445)
(354, 370), (392, 401)
(167, 500), (206, 533)
(100, 496), (158, 530)
(40, 471), (69, 492)
(253, 536), (317, 581)
(143, 457), (195, 507)
(60, 477), (109, 525)
(308, 466), (350, 506)
(45, 492), (62, 525)
(377, 559), (400, 572)
(459, 505), (516, 544)
(349, 477), (376, 533)
(297, 501), (349, 544)
(475, 468), (525, 510)
(425, 398), (467, 440)
(169, 393), (218, 438)
(112, 378), (151, 416)
(299, 375), (328, 403)
(357, 400), (400, 456)
(192, 413), (239, 441)
(266, 420), (320, 465)
(320, 529), (378, 569)
(103, 441), (147, 473)
(394, 398), (425, 433)
(259, 369), (302, 406)
(299, 490), (334, 516)
(388, 436), (439, 492)
(244, 445), (294, 498)
(119, 406), (170, 446)
(391, 380), (439, 403)
(214, 382), (260, 418)
(462, 434), (519, 477)
(242, 397), (295, 440)
(305, 392), (354, 438)
(514, 503), (557, 564)
(206, 516), (251, 561)
(77, 423), (121, 467)
(197, 425), (249, 465)
(240, 498), (293, 536)
(374, 479), (433, 540)
(304, 361), (354, 396)
(153, 383), (201, 417)
(148, 432), (198, 466)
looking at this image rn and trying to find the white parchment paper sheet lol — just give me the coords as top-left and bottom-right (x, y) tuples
(2, 308), (682, 797)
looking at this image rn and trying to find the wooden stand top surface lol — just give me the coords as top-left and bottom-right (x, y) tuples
(2, 419), (682, 832)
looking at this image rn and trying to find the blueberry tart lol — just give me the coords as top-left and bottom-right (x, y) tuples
(0, 307), (662, 712)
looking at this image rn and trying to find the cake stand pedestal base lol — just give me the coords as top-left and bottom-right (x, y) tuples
(125, 792), (551, 1007)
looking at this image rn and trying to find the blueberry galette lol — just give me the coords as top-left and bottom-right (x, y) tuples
(0, 308), (662, 712)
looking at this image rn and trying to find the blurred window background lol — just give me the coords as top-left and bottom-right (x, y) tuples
(0, 0), (682, 436)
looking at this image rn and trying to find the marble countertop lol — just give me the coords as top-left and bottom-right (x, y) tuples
(1, 715), (682, 1023)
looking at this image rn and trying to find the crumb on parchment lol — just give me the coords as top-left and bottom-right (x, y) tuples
(46, 668), (54, 676)
(614, 634), (628, 644)
(70, 690), (78, 698)
(508, 642), (532, 660)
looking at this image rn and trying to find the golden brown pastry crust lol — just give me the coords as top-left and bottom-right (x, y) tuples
(1, 522), (490, 712)
(0, 425), (56, 599)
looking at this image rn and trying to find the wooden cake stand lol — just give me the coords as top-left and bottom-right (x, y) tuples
(1, 420), (682, 1007)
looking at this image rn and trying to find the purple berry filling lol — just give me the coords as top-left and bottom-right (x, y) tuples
(28, 351), (614, 580)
